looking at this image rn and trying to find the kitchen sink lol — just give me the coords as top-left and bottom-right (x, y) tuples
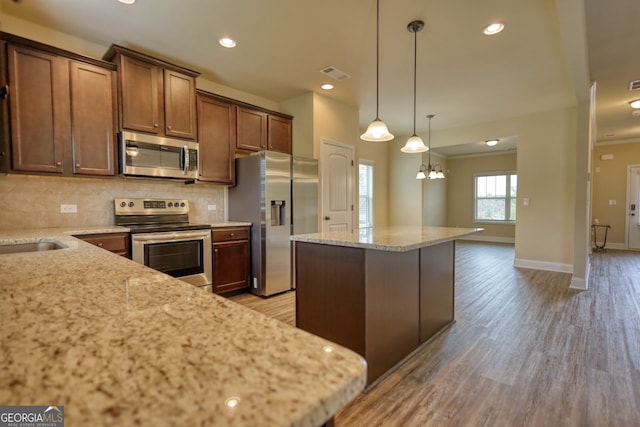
(0, 241), (66, 255)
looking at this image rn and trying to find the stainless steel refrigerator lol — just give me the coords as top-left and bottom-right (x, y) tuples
(228, 151), (318, 296)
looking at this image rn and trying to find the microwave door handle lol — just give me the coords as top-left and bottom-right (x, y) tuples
(182, 145), (189, 174)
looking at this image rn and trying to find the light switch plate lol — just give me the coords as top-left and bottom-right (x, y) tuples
(207, 204), (217, 211)
(60, 204), (77, 213)
(523, 198), (530, 206)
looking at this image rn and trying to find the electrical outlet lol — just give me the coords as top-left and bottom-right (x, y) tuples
(207, 204), (217, 211)
(60, 204), (77, 213)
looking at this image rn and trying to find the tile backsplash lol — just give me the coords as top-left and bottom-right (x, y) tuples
(0, 174), (226, 230)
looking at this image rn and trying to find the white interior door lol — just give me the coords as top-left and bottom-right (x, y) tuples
(320, 139), (354, 232)
(627, 165), (640, 249)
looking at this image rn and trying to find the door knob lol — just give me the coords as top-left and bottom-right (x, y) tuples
(324, 216), (331, 221)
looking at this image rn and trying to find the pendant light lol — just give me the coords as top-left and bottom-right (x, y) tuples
(416, 114), (445, 179)
(361, 0), (394, 142)
(401, 20), (428, 153)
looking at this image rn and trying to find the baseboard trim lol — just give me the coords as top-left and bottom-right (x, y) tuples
(460, 235), (515, 244)
(570, 261), (590, 290)
(513, 258), (573, 274)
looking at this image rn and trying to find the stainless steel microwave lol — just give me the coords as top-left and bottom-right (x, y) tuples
(120, 131), (199, 180)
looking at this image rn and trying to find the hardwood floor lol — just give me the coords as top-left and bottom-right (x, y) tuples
(230, 241), (640, 426)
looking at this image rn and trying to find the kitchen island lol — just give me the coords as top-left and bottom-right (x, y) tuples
(292, 226), (481, 386)
(0, 228), (366, 426)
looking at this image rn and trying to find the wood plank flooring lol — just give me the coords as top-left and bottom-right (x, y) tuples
(229, 241), (640, 426)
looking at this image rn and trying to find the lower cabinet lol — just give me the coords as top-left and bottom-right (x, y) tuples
(74, 232), (130, 258)
(212, 226), (250, 295)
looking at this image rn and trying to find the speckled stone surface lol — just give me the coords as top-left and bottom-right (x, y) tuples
(0, 229), (367, 426)
(211, 221), (252, 228)
(291, 226), (483, 252)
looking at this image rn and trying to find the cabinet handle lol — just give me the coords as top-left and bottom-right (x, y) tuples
(56, 161), (62, 166)
(214, 249), (218, 253)
(154, 123), (159, 128)
(167, 125), (172, 130)
(76, 163), (80, 168)
(97, 243), (103, 247)
(0, 85), (8, 100)
(229, 233), (235, 237)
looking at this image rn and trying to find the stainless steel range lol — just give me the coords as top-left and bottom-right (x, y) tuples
(115, 198), (212, 289)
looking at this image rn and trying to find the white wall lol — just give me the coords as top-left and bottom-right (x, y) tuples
(391, 107), (579, 271)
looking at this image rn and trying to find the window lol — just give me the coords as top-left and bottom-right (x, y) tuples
(474, 173), (517, 222)
(359, 160), (374, 228)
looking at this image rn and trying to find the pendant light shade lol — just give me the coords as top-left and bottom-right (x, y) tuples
(361, 119), (394, 142)
(402, 135), (428, 153)
(361, 0), (394, 142)
(401, 20), (428, 154)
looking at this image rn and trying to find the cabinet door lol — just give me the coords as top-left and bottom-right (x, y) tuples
(197, 94), (236, 184)
(213, 240), (250, 294)
(164, 69), (197, 140)
(69, 61), (117, 176)
(267, 115), (292, 154)
(119, 55), (160, 134)
(75, 233), (130, 258)
(8, 45), (67, 173)
(236, 106), (266, 151)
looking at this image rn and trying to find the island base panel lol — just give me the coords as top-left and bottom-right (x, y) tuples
(420, 241), (455, 343)
(295, 242), (366, 356)
(364, 249), (420, 383)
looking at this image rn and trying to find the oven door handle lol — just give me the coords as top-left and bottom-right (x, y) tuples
(131, 231), (211, 244)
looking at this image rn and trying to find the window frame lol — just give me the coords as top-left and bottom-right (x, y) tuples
(358, 159), (375, 229)
(473, 171), (517, 224)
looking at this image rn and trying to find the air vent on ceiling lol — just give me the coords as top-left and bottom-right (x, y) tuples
(629, 80), (640, 91)
(320, 66), (352, 81)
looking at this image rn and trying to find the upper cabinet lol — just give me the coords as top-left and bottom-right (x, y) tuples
(197, 91), (236, 184)
(267, 114), (292, 154)
(236, 106), (267, 152)
(104, 45), (198, 141)
(1, 34), (117, 176)
(235, 104), (292, 155)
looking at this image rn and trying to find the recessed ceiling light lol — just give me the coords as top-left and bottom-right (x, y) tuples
(629, 99), (640, 108)
(483, 22), (505, 35)
(117, 0), (135, 4)
(485, 139), (499, 146)
(225, 397), (240, 408)
(321, 83), (334, 90)
(218, 38), (236, 48)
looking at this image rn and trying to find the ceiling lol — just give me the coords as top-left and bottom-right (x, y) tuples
(0, 0), (637, 155)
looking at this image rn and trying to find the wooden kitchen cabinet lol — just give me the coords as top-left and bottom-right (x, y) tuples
(236, 105), (293, 155)
(3, 34), (117, 176)
(196, 91), (236, 184)
(104, 45), (198, 140)
(75, 232), (130, 258)
(212, 226), (250, 295)
(267, 114), (292, 154)
(236, 106), (267, 152)
(69, 61), (117, 176)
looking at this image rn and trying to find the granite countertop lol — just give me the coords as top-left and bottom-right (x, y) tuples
(291, 226), (483, 252)
(0, 229), (366, 426)
(211, 221), (252, 228)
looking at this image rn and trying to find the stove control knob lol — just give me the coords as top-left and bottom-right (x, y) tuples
(120, 201), (126, 208)
(168, 202), (173, 207)
(180, 202), (186, 207)
(128, 201), (134, 207)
